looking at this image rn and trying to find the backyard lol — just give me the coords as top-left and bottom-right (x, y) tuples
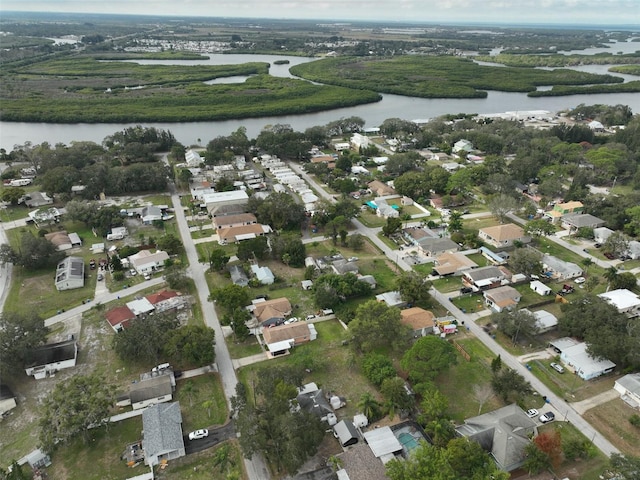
(175, 373), (228, 432)
(583, 398), (640, 456)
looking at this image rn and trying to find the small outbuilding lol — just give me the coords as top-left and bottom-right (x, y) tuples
(530, 280), (552, 296)
(334, 420), (359, 447)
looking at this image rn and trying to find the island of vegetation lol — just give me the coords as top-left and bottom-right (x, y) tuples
(289, 55), (624, 99)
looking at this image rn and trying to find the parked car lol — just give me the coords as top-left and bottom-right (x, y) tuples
(539, 412), (555, 423)
(594, 243), (602, 248)
(574, 277), (585, 284)
(97, 273), (104, 281)
(306, 314), (316, 320)
(460, 287), (473, 294)
(550, 362), (565, 373)
(604, 252), (615, 260)
(129, 269), (137, 276)
(526, 409), (539, 418)
(144, 274), (151, 280)
(188, 429), (209, 441)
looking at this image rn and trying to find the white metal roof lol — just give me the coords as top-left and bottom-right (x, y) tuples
(362, 426), (402, 458)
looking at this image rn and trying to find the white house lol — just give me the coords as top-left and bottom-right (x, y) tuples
(55, 256), (85, 291)
(530, 280), (552, 296)
(251, 265), (275, 285)
(24, 339), (78, 379)
(593, 227), (614, 244)
(560, 342), (616, 380)
(185, 149), (203, 167)
(128, 250), (169, 275)
(0, 384), (17, 416)
(452, 139), (473, 154)
(614, 373), (640, 409)
(598, 289), (640, 318)
(542, 254), (582, 280)
(521, 309), (558, 333)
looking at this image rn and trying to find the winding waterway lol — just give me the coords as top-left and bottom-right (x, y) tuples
(2, 48), (640, 150)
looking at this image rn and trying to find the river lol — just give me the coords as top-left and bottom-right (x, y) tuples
(2, 50), (640, 150)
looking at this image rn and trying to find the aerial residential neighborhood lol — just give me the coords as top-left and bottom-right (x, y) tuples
(1, 11), (640, 480)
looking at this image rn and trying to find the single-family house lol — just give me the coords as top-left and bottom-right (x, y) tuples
(560, 342), (616, 380)
(254, 298), (292, 324)
(433, 252), (478, 276)
(334, 420), (359, 447)
(400, 307), (435, 337)
(24, 339), (78, 379)
(203, 190), (249, 214)
(455, 404), (537, 472)
(478, 223), (530, 248)
(542, 254), (582, 280)
(530, 280), (552, 296)
(357, 274), (377, 289)
(561, 213), (605, 232)
(0, 384), (17, 416)
(462, 266), (507, 291)
(142, 402), (186, 466)
(217, 224), (272, 244)
(416, 236), (459, 257)
(331, 259), (359, 275)
(251, 264), (275, 285)
(452, 139), (474, 154)
(480, 246), (509, 266)
(91, 243), (105, 254)
(484, 286), (521, 312)
(213, 213), (257, 230)
(375, 291), (406, 308)
(362, 426), (404, 459)
(297, 383), (333, 419)
(375, 198), (400, 218)
(544, 201), (584, 224)
(351, 133), (370, 150)
(106, 306), (136, 332)
(45, 231), (73, 251)
(263, 323), (317, 355)
(614, 373), (640, 409)
(521, 308), (558, 333)
(185, 149), (203, 167)
(107, 226), (128, 241)
(24, 191), (53, 208)
(128, 374), (174, 410)
(208, 203), (247, 218)
(626, 240), (640, 260)
(229, 265), (249, 286)
(28, 207), (61, 228)
(549, 337), (580, 354)
(141, 206), (163, 224)
(55, 256), (85, 291)
(598, 289), (640, 318)
(367, 180), (396, 197)
(593, 227), (614, 244)
(146, 290), (184, 314)
(128, 249), (169, 275)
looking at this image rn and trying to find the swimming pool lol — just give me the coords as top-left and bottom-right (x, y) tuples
(398, 432), (419, 452)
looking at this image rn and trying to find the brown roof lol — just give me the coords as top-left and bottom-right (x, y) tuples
(480, 223), (525, 242)
(105, 306), (135, 328)
(400, 307), (435, 330)
(254, 298), (292, 322)
(146, 290), (178, 305)
(263, 323), (311, 345)
(218, 224), (266, 242)
(368, 180), (396, 196)
(484, 286), (521, 308)
(213, 213), (257, 229)
(433, 252), (478, 275)
(311, 155), (335, 163)
(45, 231), (71, 246)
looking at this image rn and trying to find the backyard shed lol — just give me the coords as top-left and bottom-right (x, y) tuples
(530, 280), (552, 296)
(334, 420), (359, 447)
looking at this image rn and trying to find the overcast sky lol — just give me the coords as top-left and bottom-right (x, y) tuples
(2, 0), (638, 26)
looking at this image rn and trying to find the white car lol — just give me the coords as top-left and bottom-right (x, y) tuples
(539, 412), (555, 423)
(574, 277), (585, 284)
(550, 362), (565, 373)
(129, 269), (137, 276)
(526, 409), (539, 418)
(188, 429), (209, 441)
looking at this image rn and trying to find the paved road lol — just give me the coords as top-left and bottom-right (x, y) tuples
(170, 184), (271, 480)
(429, 287), (620, 456)
(185, 421), (236, 455)
(289, 162), (621, 457)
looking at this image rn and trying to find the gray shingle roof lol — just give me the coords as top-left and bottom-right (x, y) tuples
(142, 402), (184, 460)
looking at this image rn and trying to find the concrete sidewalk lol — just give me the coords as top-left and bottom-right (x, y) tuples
(232, 352), (267, 369)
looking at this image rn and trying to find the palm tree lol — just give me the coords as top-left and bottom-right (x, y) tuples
(357, 392), (380, 421)
(581, 257), (593, 276)
(182, 381), (197, 407)
(202, 399), (214, 418)
(604, 266), (618, 289)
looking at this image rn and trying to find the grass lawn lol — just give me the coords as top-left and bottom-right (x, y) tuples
(226, 335), (263, 359)
(156, 441), (247, 480)
(435, 335), (504, 422)
(47, 417), (144, 480)
(238, 320), (380, 419)
(462, 215), (501, 233)
(413, 263), (434, 276)
(451, 293), (487, 314)
(176, 374), (228, 431)
(0, 203), (33, 222)
(583, 398), (640, 456)
(358, 210), (387, 228)
(431, 275), (462, 293)
(376, 231), (401, 251)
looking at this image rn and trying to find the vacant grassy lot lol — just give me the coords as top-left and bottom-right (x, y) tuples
(47, 417), (144, 480)
(156, 441), (247, 480)
(176, 374), (228, 431)
(583, 398), (640, 456)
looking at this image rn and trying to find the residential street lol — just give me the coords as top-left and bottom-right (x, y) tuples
(289, 161), (621, 457)
(169, 183), (271, 480)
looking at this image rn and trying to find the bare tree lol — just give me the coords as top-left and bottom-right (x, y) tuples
(473, 384), (494, 414)
(487, 194), (519, 223)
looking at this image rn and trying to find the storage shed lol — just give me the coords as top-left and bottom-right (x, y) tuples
(334, 420), (359, 447)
